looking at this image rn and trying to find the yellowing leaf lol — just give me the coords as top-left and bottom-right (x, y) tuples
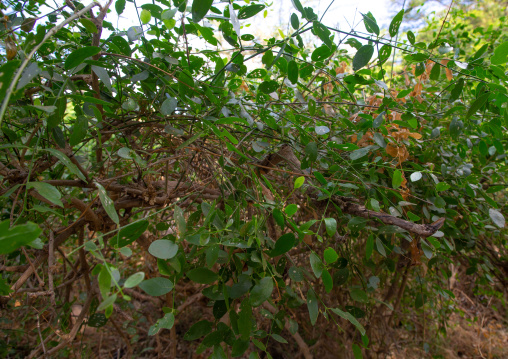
(6, 35), (17, 60)
(408, 132), (422, 139)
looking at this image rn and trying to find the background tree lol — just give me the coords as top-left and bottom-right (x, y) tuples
(0, 0), (507, 358)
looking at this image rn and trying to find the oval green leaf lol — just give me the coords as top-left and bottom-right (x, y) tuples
(187, 267), (218, 284)
(353, 45), (374, 71)
(250, 277), (273, 307)
(148, 239), (179, 259)
(64, 46), (101, 70)
(124, 272), (145, 288)
(139, 277), (174, 296)
(191, 0), (213, 23)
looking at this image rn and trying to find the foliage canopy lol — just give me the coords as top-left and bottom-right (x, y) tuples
(0, 0), (507, 357)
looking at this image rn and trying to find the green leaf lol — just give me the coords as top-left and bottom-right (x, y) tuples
(324, 217), (337, 237)
(184, 320), (213, 340)
(491, 41), (508, 65)
(98, 265), (112, 298)
(174, 205), (186, 234)
(288, 60), (299, 84)
(353, 45), (374, 71)
(290, 13), (299, 30)
(79, 18), (98, 33)
(348, 217), (367, 232)
(238, 299), (252, 340)
(238, 4), (265, 19)
(0, 61), (20, 100)
(259, 80), (279, 94)
(139, 277), (174, 296)
(376, 237), (386, 257)
(322, 269), (333, 293)
(313, 21), (332, 49)
(378, 45), (392, 64)
(187, 267), (218, 284)
(149, 313), (175, 336)
(97, 293), (117, 311)
(27, 182), (63, 207)
(206, 245), (220, 267)
(116, 220), (149, 247)
(305, 142), (318, 162)
(294, 176), (305, 189)
(124, 272), (145, 288)
(288, 266), (304, 282)
(415, 293), (425, 308)
(330, 308), (366, 336)
(247, 68), (267, 78)
(311, 45), (333, 62)
(0, 220), (42, 255)
(148, 240), (179, 260)
(69, 115), (88, 147)
(232, 339), (249, 357)
(178, 70), (195, 96)
(192, 0), (213, 23)
(268, 233), (296, 257)
(140, 9), (151, 24)
(407, 30), (415, 44)
(310, 252), (324, 278)
(273, 209), (285, 228)
(350, 288), (368, 303)
(352, 343), (363, 359)
(271, 334), (288, 344)
(373, 133), (386, 148)
(408, 212), (421, 221)
(115, 0), (125, 15)
(350, 146), (371, 160)
(64, 46), (101, 70)
(366, 234), (374, 259)
(489, 208), (505, 228)
(88, 313), (108, 328)
(362, 12), (379, 36)
(308, 98), (316, 115)
(373, 111), (385, 127)
(111, 36), (131, 56)
(307, 288), (319, 325)
(389, 9), (404, 37)
(284, 204), (298, 216)
(429, 62), (440, 80)
(250, 277), (273, 306)
(95, 182), (120, 225)
(291, 0), (304, 13)
(392, 169), (403, 188)
(324, 248), (339, 264)
(465, 92), (490, 120)
(435, 182), (450, 192)
(449, 118), (464, 139)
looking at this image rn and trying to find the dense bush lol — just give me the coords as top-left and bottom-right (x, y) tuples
(0, 0), (506, 357)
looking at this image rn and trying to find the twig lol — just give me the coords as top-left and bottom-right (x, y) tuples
(21, 247), (45, 287)
(43, 289), (94, 356)
(7, 219), (85, 295)
(36, 314), (47, 356)
(434, 0), (454, 51)
(110, 317), (132, 354)
(48, 231), (56, 307)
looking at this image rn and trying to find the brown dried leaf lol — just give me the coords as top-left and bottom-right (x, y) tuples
(5, 35), (17, 60)
(21, 17), (37, 32)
